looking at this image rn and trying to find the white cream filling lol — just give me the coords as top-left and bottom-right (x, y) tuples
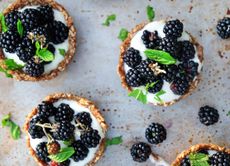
(124, 20), (203, 104)
(29, 99), (105, 166)
(3, 5), (68, 74)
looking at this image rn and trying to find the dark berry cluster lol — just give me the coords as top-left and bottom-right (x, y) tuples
(124, 19), (200, 97)
(198, 106), (219, 126)
(0, 5), (69, 77)
(145, 123), (167, 144)
(216, 17), (230, 39)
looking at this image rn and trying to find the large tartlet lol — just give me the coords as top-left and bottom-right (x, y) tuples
(0, 0), (77, 81)
(24, 93), (108, 166)
(118, 20), (204, 106)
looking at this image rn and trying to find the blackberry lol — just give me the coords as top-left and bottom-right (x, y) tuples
(178, 61), (198, 81)
(145, 123), (167, 144)
(58, 160), (70, 166)
(47, 44), (55, 54)
(210, 152), (230, 166)
(48, 21), (69, 44)
(170, 76), (190, 95)
(28, 115), (49, 139)
(141, 30), (161, 49)
(126, 68), (145, 87)
(24, 58), (44, 77)
(123, 47), (142, 68)
(35, 142), (50, 162)
(47, 141), (60, 155)
(198, 106), (219, 126)
(180, 157), (190, 166)
(16, 37), (35, 62)
(54, 103), (74, 122)
(163, 19), (183, 38)
(52, 122), (75, 141)
(161, 64), (179, 82)
(136, 59), (156, 78)
(30, 26), (50, 46)
(130, 142), (151, 162)
(146, 77), (163, 94)
(0, 30), (20, 53)
(80, 129), (101, 148)
(216, 17), (230, 39)
(177, 41), (195, 62)
(75, 112), (92, 130)
(159, 37), (179, 58)
(5, 10), (21, 30)
(20, 8), (41, 30)
(71, 140), (89, 162)
(37, 5), (54, 24)
(37, 101), (56, 118)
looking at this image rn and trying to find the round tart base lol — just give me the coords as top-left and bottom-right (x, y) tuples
(171, 143), (230, 166)
(0, 0), (77, 81)
(24, 93), (108, 166)
(117, 22), (204, 107)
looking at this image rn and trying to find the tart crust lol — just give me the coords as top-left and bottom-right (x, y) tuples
(24, 93), (108, 166)
(0, 0), (77, 81)
(117, 22), (204, 107)
(171, 143), (230, 166)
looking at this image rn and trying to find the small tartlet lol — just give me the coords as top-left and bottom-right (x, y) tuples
(24, 93), (108, 166)
(0, 0), (77, 81)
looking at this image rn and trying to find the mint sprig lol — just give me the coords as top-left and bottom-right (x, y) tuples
(105, 136), (123, 147)
(0, 59), (24, 78)
(2, 114), (21, 140)
(59, 48), (66, 56)
(102, 14), (116, 26)
(0, 13), (8, 32)
(48, 147), (75, 163)
(145, 81), (158, 91)
(118, 28), (128, 41)
(35, 41), (54, 62)
(144, 49), (177, 65)
(146, 5), (155, 22)
(189, 153), (209, 166)
(128, 89), (147, 104)
(154, 90), (166, 103)
(17, 20), (24, 37)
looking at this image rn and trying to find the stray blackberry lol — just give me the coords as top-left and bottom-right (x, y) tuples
(24, 58), (44, 77)
(5, 10), (21, 30)
(130, 142), (151, 162)
(178, 61), (198, 81)
(52, 122), (75, 141)
(80, 129), (101, 148)
(198, 106), (219, 126)
(145, 123), (167, 144)
(37, 5), (54, 25)
(146, 77), (163, 94)
(123, 47), (142, 68)
(47, 141), (60, 155)
(48, 21), (69, 44)
(163, 19), (184, 38)
(71, 140), (89, 162)
(37, 101), (56, 118)
(216, 17), (230, 39)
(54, 103), (74, 122)
(159, 37), (179, 58)
(20, 8), (41, 30)
(161, 64), (179, 82)
(136, 59), (156, 78)
(58, 159), (70, 166)
(30, 26), (50, 46)
(126, 68), (145, 87)
(28, 115), (49, 139)
(180, 157), (190, 166)
(210, 152), (230, 166)
(75, 112), (92, 130)
(16, 37), (35, 62)
(170, 76), (190, 95)
(177, 41), (195, 62)
(0, 30), (20, 53)
(141, 30), (161, 49)
(35, 142), (51, 162)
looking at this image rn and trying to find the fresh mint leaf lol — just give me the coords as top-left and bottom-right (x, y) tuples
(118, 28), (128, 41)
(0, 66), (13, 78)
(154, 90), (166, 103)
(227, 111), (230, 116)
(59, 48), (66, 56)
(146, 5), (155, 21)
(105, 136), (123, 147)
(145, 81), (158, 91)
(4, 59), (24, 70)
(1, 114), (11, 126)
(189, 153), (209, 166)
(128, 89), (147, 104)
(102, 14), (116, 26)
(37, 49), (54, 62)
(0, 13), (8, 32)
(17, 20), (23, 37)
(144, 49), (177, 65)
(63, 138), (74, 146)
(48, 147), (75, 162)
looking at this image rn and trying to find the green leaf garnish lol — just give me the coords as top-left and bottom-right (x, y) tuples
(1, 114), (21, 140)
(154, 90), (166, 103)
(48, 147), (75, 163)
(105, 136), (123, 147)
(0, 66), (13, 78)
(35, 41), (54, 62)
(128, 89), (147, 104)
(0, 59), (24, 78)
(59, 48), (66, 56)
(144, 49), (177, 65)
(63, 138), (74, 146)
(118, 28), (128, 41)
(102, 14), (116, 26)
(0, 13), (8, 32)
(227, 111), (230, 116)
(189, 153), (209, 166)
(145, 81), (158, 91)
(146, 5), (155, 22)
(17, 20), (23, 37)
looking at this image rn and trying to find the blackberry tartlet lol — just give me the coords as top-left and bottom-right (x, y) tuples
(24, 93), (108, 166)
(118, 20), (203, 106)
(0, 0), (76, 81)
(172, 144), (230, 166)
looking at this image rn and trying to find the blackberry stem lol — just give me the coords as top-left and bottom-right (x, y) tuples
(35, 123), (54, 142)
